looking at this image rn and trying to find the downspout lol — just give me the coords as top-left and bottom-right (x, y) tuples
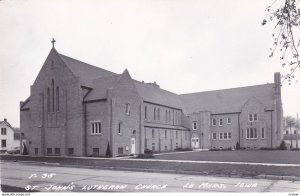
(271, 111), (273, 148)
(238, 113), (241, 145)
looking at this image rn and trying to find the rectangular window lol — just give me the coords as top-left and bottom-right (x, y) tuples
(1, 139), (6, 147)
(34, 148), (38, 155)
(165, 110), (167, 121)
(224, 132), (228, 139)
(165, 146), (167, 151)
(165, 130), (167, 139)
(247, 128), (257, 139)
(248, 114), (253, 122)
(185, 131), (187, 140)
(228, 132), (232, 139)
(168, 110), (171, 122)
(219, 119), (223, 126)
(227, 118), (232, 124)
(1, 128), (7, 135)
(118, 147), (123, 154)
(219, 133), (223, 140)
(254, 114), (258, 121)
(154, 108), (156, 120)
(157, 108), (160, 121)
(91, 122), (101, 135)
(152, 129), (155, 138)
(125, 103), (130, 115)
(294, 130), (297, 134)
(213, 133), (217, 140)
(152, 143), (155, 151)
(249, 114), (258, 122)
(193, 122), (197, 130)
(224, 132), (228, 140)
(93, 148), (99, 156)
(262, 128), (265, 139)
(47, 148), (52, 155)
(145, 106), (147, 119)
(118, 122), (122, 134)
(68, 148), (74, 155)
(212, 119), (217, 126)
(56, 86), (59, 111)
(54, 148), (60, 155)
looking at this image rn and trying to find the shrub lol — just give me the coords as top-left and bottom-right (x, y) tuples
(236, 142), (240, 150)
(105, 143), (112, 157)
(136, 154), (154, 158)
(260, 147), (276, 150)
(209, 147), (232, 151)
(278, 140), (287, 150)
(175, 147), (193, 151)
(22, 144), (28, 155)
(291, 148), (300, 151)
(144, 149), (153, 155)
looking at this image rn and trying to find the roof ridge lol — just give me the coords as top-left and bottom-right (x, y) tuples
(59, 53), (116, 75)
(179, 83), (274, 96)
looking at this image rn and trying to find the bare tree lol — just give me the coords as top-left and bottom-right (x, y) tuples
(263, 0), (300, 85)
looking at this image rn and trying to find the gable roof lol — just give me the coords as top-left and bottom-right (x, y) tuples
(59, 53), (116, 87)
(0, 120), (13, 129)
(84, 74), (121, 101)
(179, 84), (275, 114)
(134, 81), (183, 109)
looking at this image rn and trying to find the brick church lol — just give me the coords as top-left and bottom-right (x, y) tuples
(20, 45), (283, 157)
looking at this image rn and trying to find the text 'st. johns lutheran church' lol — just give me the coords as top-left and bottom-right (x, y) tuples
(20, 45), (283, 157)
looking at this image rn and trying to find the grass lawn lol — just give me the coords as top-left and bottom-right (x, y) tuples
(154, 150), (300, 164)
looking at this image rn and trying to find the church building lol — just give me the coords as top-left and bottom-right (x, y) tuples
(20, 45), (283, 157)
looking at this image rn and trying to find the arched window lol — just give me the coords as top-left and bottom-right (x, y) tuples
(47, 88), (50, 112)
(56, 86), (59, 111)
(51, 79), (55, 112)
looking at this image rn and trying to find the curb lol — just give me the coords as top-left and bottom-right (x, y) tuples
(256, 174), (300, 181)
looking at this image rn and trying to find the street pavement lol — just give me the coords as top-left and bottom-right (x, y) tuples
(1, 160), (300, 192)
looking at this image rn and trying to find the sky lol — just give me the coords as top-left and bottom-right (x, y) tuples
(0, 0), (299, 127)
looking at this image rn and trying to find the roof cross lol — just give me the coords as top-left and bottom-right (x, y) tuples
(51, 38), (56, 48)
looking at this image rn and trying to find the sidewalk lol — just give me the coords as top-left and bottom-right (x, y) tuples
(1, 154), (300, 181)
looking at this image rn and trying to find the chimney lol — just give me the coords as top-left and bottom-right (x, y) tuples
(274, 72), (281, 95)
(4, 118), (7, 122)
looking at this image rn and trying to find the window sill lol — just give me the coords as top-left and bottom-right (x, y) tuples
(90, 133), (102, 136)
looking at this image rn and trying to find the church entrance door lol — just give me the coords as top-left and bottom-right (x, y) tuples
(131, 137), (136, 154)
(191, 137), (199, 148)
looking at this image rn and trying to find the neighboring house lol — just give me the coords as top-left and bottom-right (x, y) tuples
(0, 119), (20, 153)
(20, 46), (283, 157)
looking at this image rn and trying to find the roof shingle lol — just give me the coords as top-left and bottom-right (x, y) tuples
(179, 84), (275, 114)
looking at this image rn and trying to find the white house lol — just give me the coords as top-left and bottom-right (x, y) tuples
(0, 118), (20, 153)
